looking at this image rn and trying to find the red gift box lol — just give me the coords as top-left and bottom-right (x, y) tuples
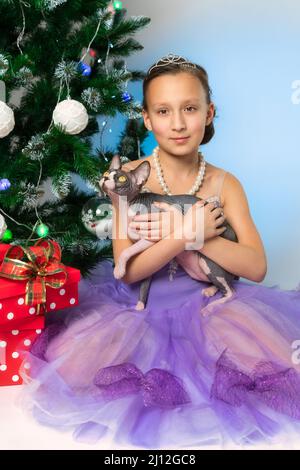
(0, 316), (44, 386)
(0, 265), (80, 328)
(0, 244), (10, 260)
(0, 241), (81, 386)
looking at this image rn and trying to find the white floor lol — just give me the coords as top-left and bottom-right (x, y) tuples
(0, 385), (139, 450)
(1, 385), (300, 450)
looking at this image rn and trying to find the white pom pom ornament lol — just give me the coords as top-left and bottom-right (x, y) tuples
(0, 214), (7, 239)
(52, 99), (89, 135)
(0, 101), (15, 138)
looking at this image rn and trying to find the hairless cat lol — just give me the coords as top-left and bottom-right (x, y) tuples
(99, 155), (239, 315)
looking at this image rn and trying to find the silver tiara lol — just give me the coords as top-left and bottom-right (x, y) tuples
(147, 53), (197, 75)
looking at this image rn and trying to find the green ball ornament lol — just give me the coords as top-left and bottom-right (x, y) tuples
(2, 229), (12, 242)
(82, 196), (113, 239)
(113, 1), (123, 10)
(36, 223), (49, 238)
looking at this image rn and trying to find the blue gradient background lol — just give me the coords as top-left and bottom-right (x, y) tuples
(96, 0), (300, 289)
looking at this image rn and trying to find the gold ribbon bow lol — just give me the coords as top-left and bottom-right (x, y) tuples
(0, 240), (68, 314)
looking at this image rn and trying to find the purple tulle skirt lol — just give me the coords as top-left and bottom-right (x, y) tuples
(19, 259), (300, 448)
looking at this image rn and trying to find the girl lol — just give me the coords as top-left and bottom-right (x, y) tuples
(21, 54), (300, 449)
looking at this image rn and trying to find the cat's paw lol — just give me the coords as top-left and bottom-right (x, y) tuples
(113, 257), (128, 279)
(201, 286), (218, 297)
(201, 294), (233, 317)
(135, 301), (145, 311)
(113, 264), (126, 279)
(200, 304), (214, 317)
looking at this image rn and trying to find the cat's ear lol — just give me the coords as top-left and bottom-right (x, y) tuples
(131, 161), (151, 185)
(109, 154), (121, 171)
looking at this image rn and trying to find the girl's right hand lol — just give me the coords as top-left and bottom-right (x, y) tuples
(203, 202), (227, 241)
(182, 201), (227, 245)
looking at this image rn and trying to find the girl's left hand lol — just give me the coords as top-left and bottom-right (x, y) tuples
(129, 202), (183, 241)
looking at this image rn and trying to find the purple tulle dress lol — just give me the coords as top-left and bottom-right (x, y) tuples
(19, 255), (300, 449)
(19, 176), (300, 449)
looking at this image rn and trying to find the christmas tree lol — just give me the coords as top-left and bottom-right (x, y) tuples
(0, 0), (150, 275)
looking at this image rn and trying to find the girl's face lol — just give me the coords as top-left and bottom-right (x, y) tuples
(142, 72), (215, 155)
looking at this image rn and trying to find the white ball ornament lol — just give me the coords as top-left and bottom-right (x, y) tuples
(0, 101), (15, 138)
(52, 99), (89, 135)
(0, 214), (7, 238)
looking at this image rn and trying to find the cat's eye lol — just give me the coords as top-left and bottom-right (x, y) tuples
(103, 171), (110, 177)
(118, 176), (127, 182)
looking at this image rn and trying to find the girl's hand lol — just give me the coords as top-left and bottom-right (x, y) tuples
(128, 201), (183, 241)
(181, 201), (227, 247)
(128, 200), (226, 244)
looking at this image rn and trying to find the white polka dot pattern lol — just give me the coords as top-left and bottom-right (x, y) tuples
(0, 321), (45, 385)
(0, 271), (79, 386)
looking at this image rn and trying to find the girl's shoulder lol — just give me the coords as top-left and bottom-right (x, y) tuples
(201, 162), (228, 206)
(207, 164), (247, 208)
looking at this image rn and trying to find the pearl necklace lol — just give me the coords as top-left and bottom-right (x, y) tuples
(153, 146), (206, 196)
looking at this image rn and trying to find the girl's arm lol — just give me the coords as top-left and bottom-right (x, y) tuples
(198, 172), (267, 282)
(123, 235), (186, 285)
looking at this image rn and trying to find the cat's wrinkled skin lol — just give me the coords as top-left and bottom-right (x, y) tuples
(99, 155), (239, 314)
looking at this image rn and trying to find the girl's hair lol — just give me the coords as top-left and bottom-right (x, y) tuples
(142, 56), (216, 145)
